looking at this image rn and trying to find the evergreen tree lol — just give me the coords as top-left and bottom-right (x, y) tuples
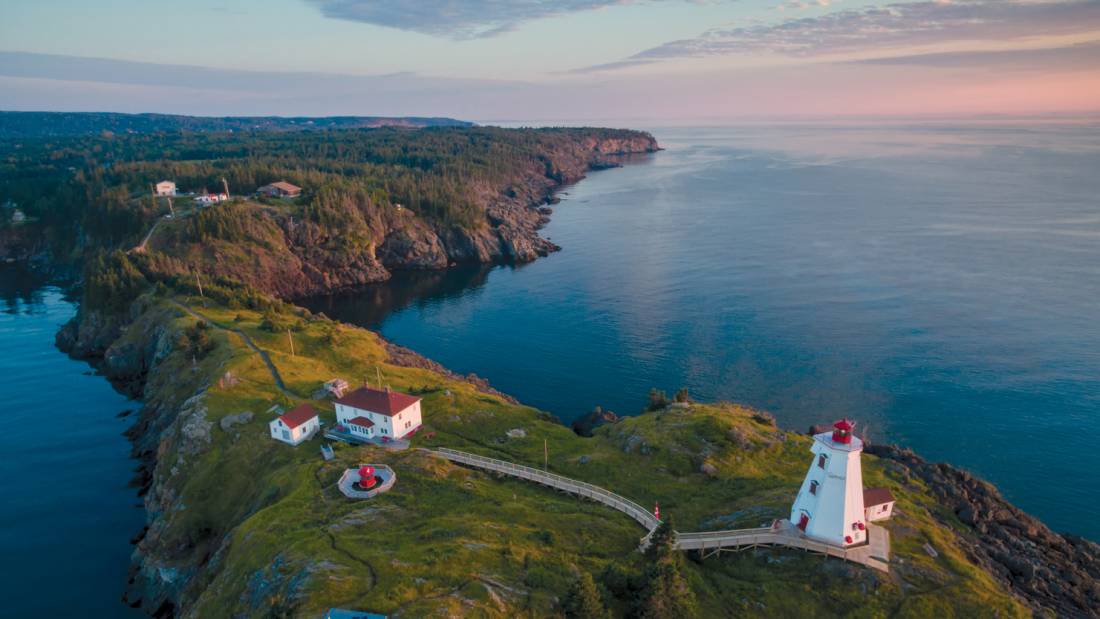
(562, 571), (611, 619)
(636, 517), (697, 619)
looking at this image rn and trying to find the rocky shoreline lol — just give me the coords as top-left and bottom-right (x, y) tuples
(867, 444), (1100, 617)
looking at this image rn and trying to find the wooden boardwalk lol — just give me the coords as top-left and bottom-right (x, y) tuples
(435, 448), (889, 572)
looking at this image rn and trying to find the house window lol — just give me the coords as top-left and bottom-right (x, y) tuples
(818, 454), (827, 469)
(809, 480), (819, 495)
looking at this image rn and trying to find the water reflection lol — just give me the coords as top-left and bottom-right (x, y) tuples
(302, 263), (497, 328)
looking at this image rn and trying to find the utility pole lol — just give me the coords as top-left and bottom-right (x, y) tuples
(287, 329), (295, 356)
(166, 197), (175, 218)
(194, 270), (204, 297)
(222, 177), (230, 198)
(544, 438), (548, 472)
(376, 366), (383, 391)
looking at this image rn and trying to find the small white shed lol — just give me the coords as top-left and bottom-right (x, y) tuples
(863, 487), (896, 522)
(269, 403), (320, 446)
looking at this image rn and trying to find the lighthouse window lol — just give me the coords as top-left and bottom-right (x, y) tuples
(817, 454), (827, 469)
(809, 480), (819, 495)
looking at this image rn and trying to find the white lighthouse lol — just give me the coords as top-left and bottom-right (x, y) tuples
(790, 419), (868, 547)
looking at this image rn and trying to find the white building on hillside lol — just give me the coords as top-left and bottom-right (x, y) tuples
(194, 192), (229, 206)
(790, 419), (872, 547)
(335, 386), (422, 441)
(323, 378), (350, 398)
(155, 181), (177, 196)
(269, 403), (320, 446)
(864, 487), (896, 522)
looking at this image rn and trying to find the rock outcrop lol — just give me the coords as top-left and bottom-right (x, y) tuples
(866, 444), (1100, 618)
(571, 406), (621, 437)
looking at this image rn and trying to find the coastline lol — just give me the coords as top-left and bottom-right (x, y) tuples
(52, 275), (1100, 618)
(19, 127), (1097, 616)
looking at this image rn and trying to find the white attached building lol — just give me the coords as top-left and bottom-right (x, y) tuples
(864, 487), (896, 522)
(790, 419), (873, 547)
(155, 181), (177, 196)
(269, 403), (320, 446)
(335, 386), (422, 441)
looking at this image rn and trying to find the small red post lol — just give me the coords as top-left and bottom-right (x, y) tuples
(654, 502), (660, 521)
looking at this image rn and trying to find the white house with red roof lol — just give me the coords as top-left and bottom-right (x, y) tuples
(335, 386), (422, 441)
(269, 403), (321, 446)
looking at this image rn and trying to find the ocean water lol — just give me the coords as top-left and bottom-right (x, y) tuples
(0, 269), (143, 618)
(304, 123), (1100, 541)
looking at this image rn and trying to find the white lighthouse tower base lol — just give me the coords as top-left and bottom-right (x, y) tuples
(790, 419), (869, 547)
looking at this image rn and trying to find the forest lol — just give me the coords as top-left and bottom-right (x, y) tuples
(0, 125), (652, 252)
(1, 123), (656, 311)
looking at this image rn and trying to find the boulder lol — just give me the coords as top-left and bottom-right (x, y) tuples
(219, 412), (254, 432)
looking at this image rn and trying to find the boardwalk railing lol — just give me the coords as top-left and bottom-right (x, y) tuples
(435, 448), (659, 530)
(435, 448), (890, 573)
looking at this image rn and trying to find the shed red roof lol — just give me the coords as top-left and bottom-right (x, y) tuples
(336, 387), (420, 417)
(347, 416), (374, 428)
(864, 487), (896, 507)
(278, 404), (318, 430)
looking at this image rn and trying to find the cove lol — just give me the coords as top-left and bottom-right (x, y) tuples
(302, 123), (1100, 542)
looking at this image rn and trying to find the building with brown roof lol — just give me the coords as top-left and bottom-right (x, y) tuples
(257, 181), (302, 198)
(863, 487), (896, 522)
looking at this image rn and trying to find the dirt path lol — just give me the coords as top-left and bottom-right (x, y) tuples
(170, 300), (295, 397)
(129, 217), (163, 254)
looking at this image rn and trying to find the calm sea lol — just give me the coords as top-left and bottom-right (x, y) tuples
(304, 123), (1100, 541)
(0, 268), (143, 618)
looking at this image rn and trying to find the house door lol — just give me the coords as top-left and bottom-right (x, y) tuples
(282, 430), (290, 440)
(797, 513), (809, 531)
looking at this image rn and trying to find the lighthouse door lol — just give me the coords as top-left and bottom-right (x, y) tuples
(797, 513), (809, 531)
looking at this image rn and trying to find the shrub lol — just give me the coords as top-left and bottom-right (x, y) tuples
(562, 572), (611, 619)
(647, 388), (669, 412)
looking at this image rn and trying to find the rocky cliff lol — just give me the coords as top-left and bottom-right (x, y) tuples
(867, 444), (1100, 617)
(142, 132), (659, 301)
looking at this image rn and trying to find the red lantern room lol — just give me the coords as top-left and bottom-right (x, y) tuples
(832, 419), (854, 444)
(358, 465), (377, 489)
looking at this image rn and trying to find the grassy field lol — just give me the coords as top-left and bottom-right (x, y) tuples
(123, 292), (1030, 618)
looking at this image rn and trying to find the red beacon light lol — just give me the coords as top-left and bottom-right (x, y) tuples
(832, 419), (855, 444)
(358, 465), (377, 490)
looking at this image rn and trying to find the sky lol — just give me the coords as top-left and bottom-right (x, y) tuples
(1, 0), (1099, 121)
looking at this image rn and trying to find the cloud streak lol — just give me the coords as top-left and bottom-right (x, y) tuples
(579, 0), (1100, 70)
(306, 0), (642, 39)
